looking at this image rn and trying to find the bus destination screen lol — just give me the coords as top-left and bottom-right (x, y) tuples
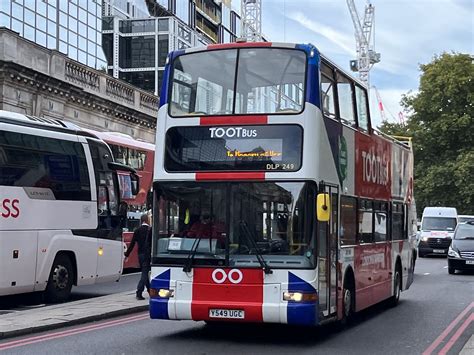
(165, 125), (303, 172)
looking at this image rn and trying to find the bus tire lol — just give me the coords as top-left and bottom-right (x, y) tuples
(389, 265), (402, 307)
(340, 273), (355, 326)
(45, 254), (74, 303)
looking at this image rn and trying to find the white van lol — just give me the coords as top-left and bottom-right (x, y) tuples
(418, 207), (457, 257)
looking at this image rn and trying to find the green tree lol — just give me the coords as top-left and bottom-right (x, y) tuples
(381, 53), (474, 215)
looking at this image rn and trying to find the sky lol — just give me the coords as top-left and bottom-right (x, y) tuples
(255, 0), (473, 128)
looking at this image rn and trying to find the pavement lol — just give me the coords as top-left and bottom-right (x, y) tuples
(0, 290), (148, 340)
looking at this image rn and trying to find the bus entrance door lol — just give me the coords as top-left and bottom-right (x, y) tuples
(317, 185), (339, 318)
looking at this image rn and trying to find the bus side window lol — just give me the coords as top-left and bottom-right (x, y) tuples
(337, 73), (356, 127)
(340, 196), (357, 246)
(358, 199), (374, 244)
(374, 201), (388, 242)
(320, 63), (337, 119)
(355, 85), (370, 131)
(392, 202), (405, 240)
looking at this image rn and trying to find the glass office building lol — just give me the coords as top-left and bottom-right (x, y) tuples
(0, 0), (107, 70)
(104, 0), (241, 95)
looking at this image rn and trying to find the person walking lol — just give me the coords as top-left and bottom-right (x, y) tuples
(124, 213), (151, 300)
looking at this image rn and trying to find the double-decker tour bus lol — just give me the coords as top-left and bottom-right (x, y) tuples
(148, 42), (416, 326)
(0, 111), (139, 302)
(87, 130), (154, 269)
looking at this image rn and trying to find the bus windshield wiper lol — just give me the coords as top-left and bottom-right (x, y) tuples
(239, 221), (272, 274)
(183, 236), (203, 273)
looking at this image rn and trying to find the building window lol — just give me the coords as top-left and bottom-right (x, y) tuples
(158, 34), (169, 67)
(102, 33), (113, 66)
(158, 19), (168, 31)
(119, 36), (156, 68)
(119, 19), (155, 34)
(102, 16), (114, 31)
(120, 71), (155, 93)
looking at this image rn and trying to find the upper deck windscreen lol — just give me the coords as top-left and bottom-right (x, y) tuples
(169, 48), (307, 117)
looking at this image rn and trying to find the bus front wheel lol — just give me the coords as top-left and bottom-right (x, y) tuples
(340, 276), (355, 326)
(45, 254), (74, 303)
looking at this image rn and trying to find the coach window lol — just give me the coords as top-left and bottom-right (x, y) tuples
(358, 199), (373, 244)
(374, 201), (388, 242)
(337, 74), (356, 127)
(0, 131), (91, 201)
(355, 85), (369, 131)
(340, 196), (357, 246)
(392, 202), (405, 240)
(320, 63), (337, 118)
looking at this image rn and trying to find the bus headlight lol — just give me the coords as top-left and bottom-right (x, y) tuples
(283, 292), (318, 302)
(448, 247), (460, 258)
(149, 288), (174, 298)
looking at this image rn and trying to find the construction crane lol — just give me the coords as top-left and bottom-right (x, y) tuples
(241, 0), (263, 42)
(372, 85), (386, 122)
(347, 0), (381, 88)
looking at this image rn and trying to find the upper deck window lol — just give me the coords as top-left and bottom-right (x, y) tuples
(169, 48), (307, 117)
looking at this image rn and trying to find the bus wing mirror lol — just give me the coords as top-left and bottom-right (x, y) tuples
(316, 193), (331, 222)
(130, 172), (140, 196)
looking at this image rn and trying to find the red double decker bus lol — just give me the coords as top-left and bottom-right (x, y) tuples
(88, 130), (154, 270)
(148, 42), (417, 326)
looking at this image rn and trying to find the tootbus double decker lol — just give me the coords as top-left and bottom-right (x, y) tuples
(148, 42), (416, 325)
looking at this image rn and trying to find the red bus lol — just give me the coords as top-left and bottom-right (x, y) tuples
(148, 42), (417, 326)
(87, 130), (154, 270)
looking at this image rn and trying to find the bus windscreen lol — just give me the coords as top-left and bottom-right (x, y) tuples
(169, 48), (307, 117)
(164, 125), (303, 172)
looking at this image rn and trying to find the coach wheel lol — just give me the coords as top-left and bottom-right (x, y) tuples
(45, 254), (74, 303)
(389, 267), (401, 307)
(448, 267), (455, 275)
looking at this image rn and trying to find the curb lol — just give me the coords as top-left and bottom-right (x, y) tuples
(0, 304), (149, 340)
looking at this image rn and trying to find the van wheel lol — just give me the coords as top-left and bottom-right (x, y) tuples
(389, 267), (401, 307)
(45, 254), (74, 303)
(448, 267), (455, 275)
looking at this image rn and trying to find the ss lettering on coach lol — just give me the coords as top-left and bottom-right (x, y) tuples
(211, 269), (243, 284)
(1, 198), (20, 218)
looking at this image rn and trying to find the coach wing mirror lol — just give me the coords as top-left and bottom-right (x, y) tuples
(316, 193), (331, 222)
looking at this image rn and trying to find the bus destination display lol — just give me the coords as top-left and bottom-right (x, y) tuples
(165, 125), (302, 172)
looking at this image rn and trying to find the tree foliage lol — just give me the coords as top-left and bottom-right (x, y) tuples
(380, 53), (474, 215)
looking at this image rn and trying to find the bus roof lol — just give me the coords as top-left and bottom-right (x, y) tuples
(170, 41), (369, 90)
(85, 129), (155, 151)
(0, 110), (97, 139)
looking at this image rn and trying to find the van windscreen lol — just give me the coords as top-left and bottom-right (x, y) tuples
(421, 217), (457, 231)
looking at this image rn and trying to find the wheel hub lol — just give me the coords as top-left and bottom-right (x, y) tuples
(344, 289), (351, 316)
(53, 265), (69, 290)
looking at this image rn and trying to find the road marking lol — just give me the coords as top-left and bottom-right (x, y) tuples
(0, 312), (148, 351)
(439, 313), (474, 354)
(424, 273), (430, 275)
(423, 302), (474, 355)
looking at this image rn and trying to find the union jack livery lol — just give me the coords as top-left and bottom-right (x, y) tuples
(149, 42), (416, 326)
